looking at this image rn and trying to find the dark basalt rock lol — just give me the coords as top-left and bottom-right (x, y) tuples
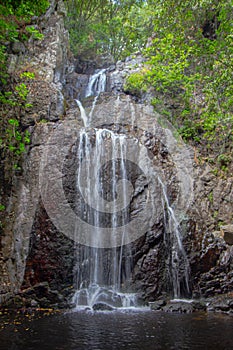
(163, 301), (194, 314)
(206, 294), (233, 314)
(150, 299), (207, 313)
(92, 302), (115, 311)
(222, 225), (233, 245)
(0, 281), (70, 309)
(149, 299), (167, 311)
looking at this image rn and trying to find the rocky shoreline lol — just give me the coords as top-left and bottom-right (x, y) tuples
(1, 284), (233, 316)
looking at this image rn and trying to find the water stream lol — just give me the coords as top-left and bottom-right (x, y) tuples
(72, 128), (135, 309)
(75, 68), (107, 127)
(158, 177), (190, 298)
(73, 69), (190, 309)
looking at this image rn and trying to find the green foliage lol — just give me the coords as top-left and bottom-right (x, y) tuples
(25, 26), (44, 40)
(124, 68), (148, 96)
(0, 70), (34, 170)
(2, 0), (49, 18)
(0, 204), (5, 211)
(0, 1), (48, 42)
(65, 0), (152, 61)
(217, 154), (231, 172)
(6, 118), (31, 156)
(0, 1), (48, 175)
(125, 0), (233, 161)
(207, 191), (213, 203)
(20, 71), (35, 80)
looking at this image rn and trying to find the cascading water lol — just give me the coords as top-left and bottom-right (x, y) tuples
(158, 178), (190, 298)
(85, 69), (107, 98)
(75, 68), (107, 127)
(72, 68), (191, 310)
(72, 129), (136, 309)
(75, 100), (88, 128)
(72, 69), (137, 309)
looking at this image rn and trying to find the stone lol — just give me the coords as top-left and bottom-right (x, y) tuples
(31, 299), (39, 307)
(163, 301), (194, 313)
(56, 0), (67, 16)
(92, 302), (115, 311)
(192, 300), (207, 311)
(149, 299), (167, 310)
(7, 54), (18, 74)
(206, 294), (233, 314)
(212, 231), (224, 239)
(210, 301), (230, 313)
(221, 225), (233, 245)
(11, 42), (26, 54)
(228, 300), (233, 309)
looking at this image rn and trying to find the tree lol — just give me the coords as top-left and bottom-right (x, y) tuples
(65, 0), (152, 60)
(125, 0), (233, 161)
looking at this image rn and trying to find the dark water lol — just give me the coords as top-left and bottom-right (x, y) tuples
(0, 309), (233, 350)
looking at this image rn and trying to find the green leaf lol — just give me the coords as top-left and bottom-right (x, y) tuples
(8, 119), (19, 126)
(0, 204), (5, 211)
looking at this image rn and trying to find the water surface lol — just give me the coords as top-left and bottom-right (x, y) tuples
(0, 310), (233, 350)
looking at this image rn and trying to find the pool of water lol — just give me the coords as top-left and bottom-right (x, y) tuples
(0, 309), (233, 350)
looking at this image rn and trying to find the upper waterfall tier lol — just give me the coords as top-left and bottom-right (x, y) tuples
(75, 69), (107, 127)
(85, 69), (107, 97)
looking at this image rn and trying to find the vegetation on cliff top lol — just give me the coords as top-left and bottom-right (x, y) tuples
(123, 0), (232, 169)
(65, 0), (153, 61)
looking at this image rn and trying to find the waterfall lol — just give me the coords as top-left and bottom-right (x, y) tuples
(71, 68), (191, 310)
(76, 69), (106, 127)
(72, 129), (135, 309)
(85, 69), (107, 98)
(158, 177), (190, 298)
(75, 100), (88, 128)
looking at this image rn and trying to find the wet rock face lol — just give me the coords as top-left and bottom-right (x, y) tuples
(64, 53), (146, 100)
(191, 243), (233, 298)
(22, 203), (74, 300)
(185, 219), (233, 298)
(1, 88), (194, 307)
(0, 1), (70, 305)
(185, 163), (233, 298)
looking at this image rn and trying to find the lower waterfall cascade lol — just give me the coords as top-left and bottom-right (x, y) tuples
(72, 128), (136, 309)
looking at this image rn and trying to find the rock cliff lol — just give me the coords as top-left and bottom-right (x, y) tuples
(0, 0), (71, 305)
(0, 0), (232, 309)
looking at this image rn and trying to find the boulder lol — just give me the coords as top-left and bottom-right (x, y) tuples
(92, 302), (115, 311)
(149, 300), (167, 311)
(221, 225), (233, 245)
(206, 295), (233, 313)
(11, 41), (26, 54)
(163, 301), (194, 313)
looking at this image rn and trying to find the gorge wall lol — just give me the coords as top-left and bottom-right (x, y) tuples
(0, 0), (232, 309)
